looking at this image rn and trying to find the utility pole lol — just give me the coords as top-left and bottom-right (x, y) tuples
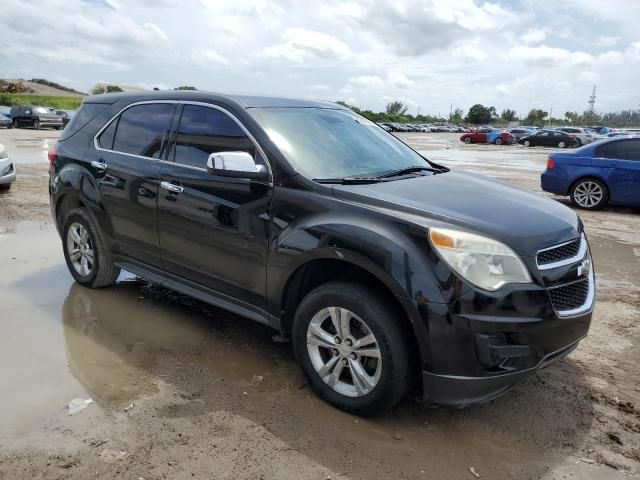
(549, 107), (553, 127)
(588, 85), (597, 113)
(449, 104), (453, 121)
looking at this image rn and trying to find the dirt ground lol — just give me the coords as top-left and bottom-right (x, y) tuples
(0, 129), (638, 480)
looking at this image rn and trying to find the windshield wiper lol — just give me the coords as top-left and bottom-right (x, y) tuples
(314, 177), (382, 184)
(377, 165), (443, 178)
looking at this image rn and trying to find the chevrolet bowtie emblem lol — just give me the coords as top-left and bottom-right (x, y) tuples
(577, 257), (591, 278)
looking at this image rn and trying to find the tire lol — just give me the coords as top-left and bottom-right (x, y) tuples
(574, 139), (582, 147)
(292, 281), (413, 416)
(570, 178), (608, 210)
(558, 141), (566, 148)
(495, 137), (503, 145)
(34, 119), (40, 130)
(523, 140), (531, 147)
(61, 208), (120, 288)
(0, 183), (11, 191)
(463, 137), (471, 144)
(12, 119), (18, 128)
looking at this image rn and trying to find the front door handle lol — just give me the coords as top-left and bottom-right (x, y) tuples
(160, 181), (184, 194)
(91, 160), (107, 172)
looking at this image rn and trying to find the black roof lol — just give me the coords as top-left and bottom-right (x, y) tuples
(85, 90), (344, 110)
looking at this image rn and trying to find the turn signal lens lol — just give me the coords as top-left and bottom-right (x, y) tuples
(429, 230), (455, 248)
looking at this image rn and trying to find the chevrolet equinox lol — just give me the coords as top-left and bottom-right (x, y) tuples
(49, 91), (595, 415)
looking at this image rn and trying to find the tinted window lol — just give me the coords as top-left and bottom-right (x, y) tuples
(60, 102), (110, 141)
(98, 118), (118, 150)
(173, 105), (255, 168)
(599, 140), (640, 160)
(112, 103), (176, 158)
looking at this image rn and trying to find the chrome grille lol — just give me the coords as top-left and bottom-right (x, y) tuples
(548, 277), (589, 311)
(537, 234), (586, 270)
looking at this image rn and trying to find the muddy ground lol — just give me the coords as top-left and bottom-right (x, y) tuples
(0, 129), (638, 479)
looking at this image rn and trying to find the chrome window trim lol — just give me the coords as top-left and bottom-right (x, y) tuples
(536, 233), (587, 270)
(92, 99), (273, 181)
(548, 267), (595, 318)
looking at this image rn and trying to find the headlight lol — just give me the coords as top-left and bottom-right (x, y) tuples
(429, 228), (532, 291)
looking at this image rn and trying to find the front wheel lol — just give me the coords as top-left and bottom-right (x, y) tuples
(495, 137), (503, 145)
(62, 208), (120, 288)
(463, 137), (471, 144)
(523, 140), (531, 147)
(34, 119), (40, 130)
(570, 178), (608, 210)
(292, 282), (413, 416)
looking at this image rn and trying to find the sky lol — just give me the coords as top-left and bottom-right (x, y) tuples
(2, 0), (640, 118)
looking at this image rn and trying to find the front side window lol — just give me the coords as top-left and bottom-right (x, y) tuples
(110, 103), (176, 159)
(173, 105), (255, 168)
(249, 107), (433, 180)
(616, 140), (640, 161)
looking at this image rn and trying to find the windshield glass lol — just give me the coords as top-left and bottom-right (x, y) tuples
(32, 107), (49, 114)
(249, 107), (432, 179)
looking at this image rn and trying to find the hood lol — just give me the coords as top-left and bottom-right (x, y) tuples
(332, 171), (580, 256)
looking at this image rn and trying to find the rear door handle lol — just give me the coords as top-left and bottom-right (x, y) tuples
(160, 181), (183, 194)
(91, 160), (107, 172)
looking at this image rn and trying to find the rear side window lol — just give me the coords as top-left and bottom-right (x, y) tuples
(111, 103), (176, 159)
(59, 103), (110, 141)
(172, 105), (255, 168)
(98, 118), (118, 150)
(600, 140), (640, 161)
(596, 142), (622, 159)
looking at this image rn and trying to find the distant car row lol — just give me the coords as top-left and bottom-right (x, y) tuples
(379, 122), (470, 133)
(0, 105), (75, 129)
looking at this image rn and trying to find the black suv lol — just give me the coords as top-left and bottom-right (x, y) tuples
(10, 105), (64, 130)
(49, 91), (594, 415)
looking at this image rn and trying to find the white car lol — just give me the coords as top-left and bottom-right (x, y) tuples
(556, 127), (597, 147)
(0, 144), (16, 191)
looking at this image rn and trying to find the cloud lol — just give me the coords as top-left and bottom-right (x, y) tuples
(522, 29), (546, 44)
(259, 28), (352, 62)
(507, 45), (594, 66)
(348, 75), (385, 88)
(595, 36), (620, 48)
(387, 72), (414, 89)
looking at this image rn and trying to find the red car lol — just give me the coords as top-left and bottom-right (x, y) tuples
(460, 128), (513, 145)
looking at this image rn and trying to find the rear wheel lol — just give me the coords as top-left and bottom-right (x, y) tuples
(574, 138), (582, 147)
(558, 141), (566, 148)
(570, 178), (608, 210)
(292, 282), (413, 416)
(33, 119), (40, 130)
(12, 119), (18, 128)
(0, 183), (11, 191)
(62, 208), (120, 288)
(495, 137), (503, 145)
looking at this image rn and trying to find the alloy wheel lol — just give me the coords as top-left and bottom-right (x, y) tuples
(524, 140), (530, 147)
(306, 307), (382, 397)
(574, 181), (603, 208)
(66, 222), (95, 277)
(558, 141), (566, 148)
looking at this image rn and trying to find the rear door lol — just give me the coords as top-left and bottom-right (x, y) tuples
(157, 103), (272, 308)
(597, 139), (640, 206)
(89, 101), (177, 270)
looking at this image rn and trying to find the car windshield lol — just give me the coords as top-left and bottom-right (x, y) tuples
(249, 107), (433, 180)
(32, 107), (49, 114)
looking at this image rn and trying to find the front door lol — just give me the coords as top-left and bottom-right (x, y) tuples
(596, 139), (640, 206)
(89, 102), (177, 269)
(157, 103), (272, 308)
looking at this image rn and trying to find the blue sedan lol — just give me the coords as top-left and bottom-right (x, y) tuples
(541, 137), (640, 210)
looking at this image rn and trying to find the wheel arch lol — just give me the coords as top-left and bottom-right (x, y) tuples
(279, 256), (425, 376)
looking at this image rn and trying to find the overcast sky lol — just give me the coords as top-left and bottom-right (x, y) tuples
(2, 0), (640, 117)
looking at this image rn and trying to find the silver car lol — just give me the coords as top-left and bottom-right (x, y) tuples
(0, 144), (16, 191)
(556, 127), (596, 147)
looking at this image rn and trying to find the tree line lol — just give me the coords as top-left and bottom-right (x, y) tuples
(338, 100), (640, 128)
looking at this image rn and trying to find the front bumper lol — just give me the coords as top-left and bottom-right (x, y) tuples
(0, 157), (16, 184)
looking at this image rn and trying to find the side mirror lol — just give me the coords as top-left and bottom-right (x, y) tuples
(206, 151), (268, 181)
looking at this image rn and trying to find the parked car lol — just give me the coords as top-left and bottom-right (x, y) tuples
(542, 137), (640, 210)
(55, 110), (74, 127)
(50, 91), (594, 415)
(0, 143), (16, 191)
(460, 128), (513, 145)
(0, 115), (11, 128)
(509, 128), (537, 141)
(519, 130), (577, 148)
(378, 123), (392, 132)
(556, 127), (596, 147)
(589, 126), (609, 135)
(10, 105), (64, 129)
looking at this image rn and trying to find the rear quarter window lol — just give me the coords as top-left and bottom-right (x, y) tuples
(59, 103), (110, 141)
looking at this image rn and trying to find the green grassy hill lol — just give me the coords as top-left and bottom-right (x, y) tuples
(0, 93), (84, 109)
